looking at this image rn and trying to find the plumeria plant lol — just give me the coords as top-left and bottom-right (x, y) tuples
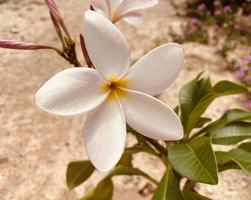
(1, 0), (251, 199)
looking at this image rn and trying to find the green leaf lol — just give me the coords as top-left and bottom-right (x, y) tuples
(217, 161), (240, 172)
(80, 165), (158, 200)
(239, 142), (251, 153)
(66, 160), (95, 190)
(179, 79), (200, 128)
(106, 165), (157, 184)
(168, 137), (218, 184)
(183, 191), (211, 200)
(206, 109), (251, 131)
(80, 178), (114, 200)
(152, 168), (183, 200)
(197, 75), (213, 97)
(195, 117), (212, 128)
(125, 142), (158, 156)
(211, 122), (251, 145)
(213, 80), (247, 95)
(181, 79), (247, 135)
(216, 149), (251, 174)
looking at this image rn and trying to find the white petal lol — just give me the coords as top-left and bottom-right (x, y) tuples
(36, 68), (108, 116)
(84, 10), (130, 79)
(118, 0), (158, 15)
(122, 12), (144, 27)
(120, 89), (183, 140)
(90, 0), (109, 14)
(84, 98), (126, 172)
(107, 0), (123, 10)
(126, 43), (184, 95)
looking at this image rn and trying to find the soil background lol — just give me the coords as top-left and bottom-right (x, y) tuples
(0, 0), (251, 200)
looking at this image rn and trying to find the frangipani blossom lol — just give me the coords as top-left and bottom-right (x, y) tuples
(36, 11), (184, 171)
(90, 0), (158, 27)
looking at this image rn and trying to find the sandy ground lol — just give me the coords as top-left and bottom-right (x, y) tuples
(0, 0), (251, 200)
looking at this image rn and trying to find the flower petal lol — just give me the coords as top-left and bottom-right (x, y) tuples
(84, 98), (126, 172)
(84, 10), (130, 79)
(36, 68), (108, 116)
(122, 12), (144, 27)
(90, 0), (109, 14)
(107, 0), (123, 10)
(120, 89), (183, 140)
(118, 0), (158, 15)
(126, 43), (184, 95)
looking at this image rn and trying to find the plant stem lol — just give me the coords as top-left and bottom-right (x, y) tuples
(57, 41), (82, 67)
(127, 125), (169, 167)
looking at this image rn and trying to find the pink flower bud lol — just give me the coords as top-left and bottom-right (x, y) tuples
(0, 39), (57, 50)
(44, 0), (71, 40)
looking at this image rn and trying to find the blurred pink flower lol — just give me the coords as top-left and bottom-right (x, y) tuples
(223, 5), (231, 13)
(214, 0), (221, 6)
(234, 23), (241, 30)
(215, 9), (222, 16)
(245, 55), (251, 63)
(36, 11), (184, 171)
(244, 101), (251, 110)
(190, 18), (199, 25)
(244, 76), (251, 82)
(197, 3), (206, 11)
(90, 0), (158, 27)
(234, 70), (245, 79)
(234, 61), (241, 69)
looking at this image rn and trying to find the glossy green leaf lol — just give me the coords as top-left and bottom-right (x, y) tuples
(152, 168), (183, 200)
(216, 149), (251, 174)
(168, 137), (218, 184)
(80, 178), (114, 200)
(180, 78), (247, 134)
(239, 142), (251, 153)
(197, 75), (213, 97)
(179, 79), (200, 128)
(206, 109), (251, 131)
(66, 160), (95, 190)
(183, 191), (211, 200)
(195, 117), (212, 128)
(107, 165), (157, 184)
(213, 80), (247, 95)
(211, 122), (251, 145)
(80, 165), (158, 200)
(217, 161), (240, 172)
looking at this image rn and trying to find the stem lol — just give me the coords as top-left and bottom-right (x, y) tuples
(183, 179), (196, 191)
(144, 174), (159, 185)
(57, 41), (82, 67)
(145, 137), (167, 155)
(80, 34), (93, 68)
(127, 125), (169, 167)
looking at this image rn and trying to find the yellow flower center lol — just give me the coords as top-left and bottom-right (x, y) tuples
(102, 76), (130, 100)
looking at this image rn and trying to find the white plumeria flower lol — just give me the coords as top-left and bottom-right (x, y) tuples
(90, 0), (158, 27)
(36, 10), (184, 172)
